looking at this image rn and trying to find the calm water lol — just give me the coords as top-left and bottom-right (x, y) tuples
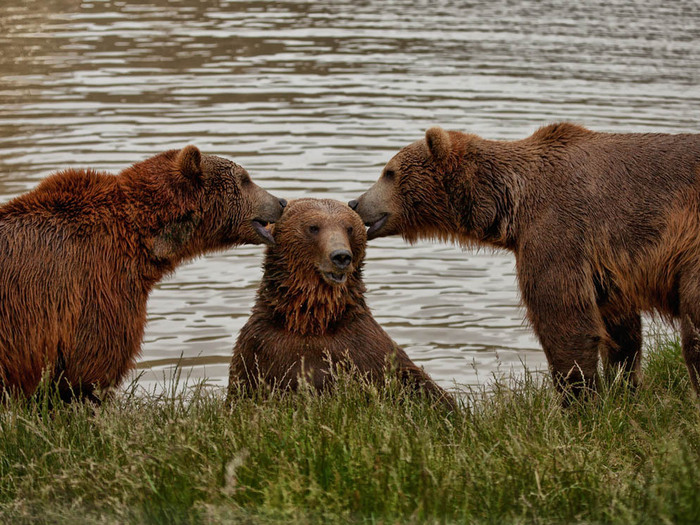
(1, 0), (699, 392)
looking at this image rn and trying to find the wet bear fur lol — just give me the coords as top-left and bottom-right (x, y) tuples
(0, 146), (284, 401)
(352, 123), (700, 400)
(228, 198), (454, 409)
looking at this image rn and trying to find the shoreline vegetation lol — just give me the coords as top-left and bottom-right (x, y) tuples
(1, 338), (699, 524)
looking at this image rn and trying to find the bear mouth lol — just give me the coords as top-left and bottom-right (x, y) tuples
(365, 214), (388, 240)
(321, 270), (348, 285)
(252, 219), (275, 245)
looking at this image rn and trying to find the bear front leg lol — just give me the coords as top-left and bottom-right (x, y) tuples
(227, 349), (261, 401)
(600, 311), (642, 387)
(519, 256), (605, 404)
(398, 364), (458, 412)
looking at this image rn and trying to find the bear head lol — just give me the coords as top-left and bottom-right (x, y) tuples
(259, 198), (367, 334)
(128, 145), (287, 262)
(268, 198), (366, 287)
(350, 127), (501, 245)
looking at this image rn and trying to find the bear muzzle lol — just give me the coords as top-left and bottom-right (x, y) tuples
(251, 219), (275, 245)
(251, 196), (287, 245)
(365, 213), (388, 239)
(318, 239), (353, 285)
(348, 187), (393, 240)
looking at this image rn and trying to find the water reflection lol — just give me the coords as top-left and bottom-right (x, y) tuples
(1, 0), (698, 391)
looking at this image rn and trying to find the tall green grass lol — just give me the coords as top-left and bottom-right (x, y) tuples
(0, 339), (699, 524)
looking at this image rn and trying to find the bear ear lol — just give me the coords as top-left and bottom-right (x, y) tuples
(176, 145), (202, 182)
(425, 127), (451, 162)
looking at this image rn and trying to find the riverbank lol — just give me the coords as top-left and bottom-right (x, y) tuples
(1, 339), (698, 524)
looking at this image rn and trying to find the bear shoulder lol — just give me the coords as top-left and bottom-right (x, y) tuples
(36, 168), (113, 191)
(1, 169), (118, 220)
(529, 122), (593, 145)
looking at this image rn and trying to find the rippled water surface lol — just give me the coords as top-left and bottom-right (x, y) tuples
(1, 0), (699, 392)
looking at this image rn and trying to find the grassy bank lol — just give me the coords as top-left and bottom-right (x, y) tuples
(1, 340), (699, 524)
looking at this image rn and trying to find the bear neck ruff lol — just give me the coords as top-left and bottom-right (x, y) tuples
(256, 256), (368, 336)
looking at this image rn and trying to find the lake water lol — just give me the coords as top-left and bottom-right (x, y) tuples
(1, 0), (699, 393)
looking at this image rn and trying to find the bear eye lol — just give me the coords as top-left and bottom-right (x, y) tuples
(384, 169), (395, 180)
(347, 226), (353, 235)
(240, 173), (252, 186)
(308, 225), (320, 235)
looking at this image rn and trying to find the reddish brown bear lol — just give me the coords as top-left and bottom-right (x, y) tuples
(0, 146), (286, 401)
(350, 123), (700, 400)
(228, 198), (453, 408)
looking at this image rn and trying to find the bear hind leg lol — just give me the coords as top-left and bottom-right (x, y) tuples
(677, 271), (700, 395)
(681, 317), (700, 394)
(600, 311), (642, 388)
(681, 322), (700, 393)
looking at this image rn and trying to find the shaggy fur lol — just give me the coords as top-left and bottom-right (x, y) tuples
(0, 146), (285, 401)
(351, 123), (700, 400)
(228, 198), (453, 408)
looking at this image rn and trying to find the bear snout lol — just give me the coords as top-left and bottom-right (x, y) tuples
(318, 233), (354, 285)
(254, 191), (286, 223)
(249, 191), (287, 245)
(329, 249), (352, 270)
(348, 181), (395, 240)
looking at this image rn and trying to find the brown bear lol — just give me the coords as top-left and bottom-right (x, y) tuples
(228, 198), (454, 408)
(0, 146), (286, 402)
(349, 123), (700, 400)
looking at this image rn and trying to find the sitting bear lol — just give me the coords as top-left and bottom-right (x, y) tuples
(228, 198), (454, 408)
(0, 146), (286, 401)
(349, 123), (700, 400)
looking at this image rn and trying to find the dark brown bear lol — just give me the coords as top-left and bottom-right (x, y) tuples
(228, 198), (453, 408)
(0, 146), (286, 401)
(350, 123), (700, 400)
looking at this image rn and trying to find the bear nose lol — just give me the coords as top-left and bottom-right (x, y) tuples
(329, 249), (352, 270)
(348, 200), (358, 210)
(279, 198), (287, 208)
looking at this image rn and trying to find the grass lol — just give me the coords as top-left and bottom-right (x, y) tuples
(0, 339), (699, 524)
